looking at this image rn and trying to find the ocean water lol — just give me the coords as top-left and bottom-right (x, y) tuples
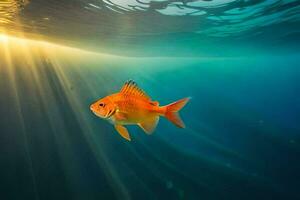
(0, 1), (300, 200)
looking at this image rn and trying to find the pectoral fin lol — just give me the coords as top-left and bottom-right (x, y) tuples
(138, 117), (159, 135)
(114, 125), (131, 141)
(114, 111), (127, 121)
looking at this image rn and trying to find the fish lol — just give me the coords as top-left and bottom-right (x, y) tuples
(90, 80), (190, 141)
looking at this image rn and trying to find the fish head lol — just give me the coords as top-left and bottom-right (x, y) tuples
(90, 96), (116, 119)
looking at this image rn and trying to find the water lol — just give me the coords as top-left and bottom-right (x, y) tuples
(0, 1), (300, 200)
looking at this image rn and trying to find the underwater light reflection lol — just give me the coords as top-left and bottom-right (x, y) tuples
(0, 0), (30, 25)
(0, 34), (132, 198)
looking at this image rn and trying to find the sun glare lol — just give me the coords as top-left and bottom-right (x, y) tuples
(0, 34), (8, 42)
(0, 33), (124, 60)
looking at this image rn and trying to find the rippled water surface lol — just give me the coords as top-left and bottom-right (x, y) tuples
(0, 1), (300, 200)
(1, 0), (300, 55)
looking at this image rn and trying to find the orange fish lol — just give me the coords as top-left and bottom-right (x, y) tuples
(90, 80), (190, 141)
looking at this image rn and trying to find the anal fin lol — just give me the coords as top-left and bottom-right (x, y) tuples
(138, 117), (159, 135)
(114, 125), (131, 141)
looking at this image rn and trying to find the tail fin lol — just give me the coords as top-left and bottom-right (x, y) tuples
(163, 97), (190, 128)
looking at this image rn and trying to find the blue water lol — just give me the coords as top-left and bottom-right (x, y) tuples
(0, 1), (300, 200)
(1, 53), (299, 199)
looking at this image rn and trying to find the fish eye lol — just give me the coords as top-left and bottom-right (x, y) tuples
(99, 103), (105, 107)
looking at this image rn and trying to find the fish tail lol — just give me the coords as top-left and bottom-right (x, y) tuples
(162, 97), (190, 128)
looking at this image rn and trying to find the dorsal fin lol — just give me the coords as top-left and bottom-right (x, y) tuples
(120, 80), (150, 100)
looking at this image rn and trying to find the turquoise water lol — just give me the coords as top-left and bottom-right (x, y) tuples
(1, 53), (299, 199)
(0, 1), (300, 200)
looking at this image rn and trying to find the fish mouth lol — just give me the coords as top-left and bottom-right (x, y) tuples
(90, 109), (105, 118)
